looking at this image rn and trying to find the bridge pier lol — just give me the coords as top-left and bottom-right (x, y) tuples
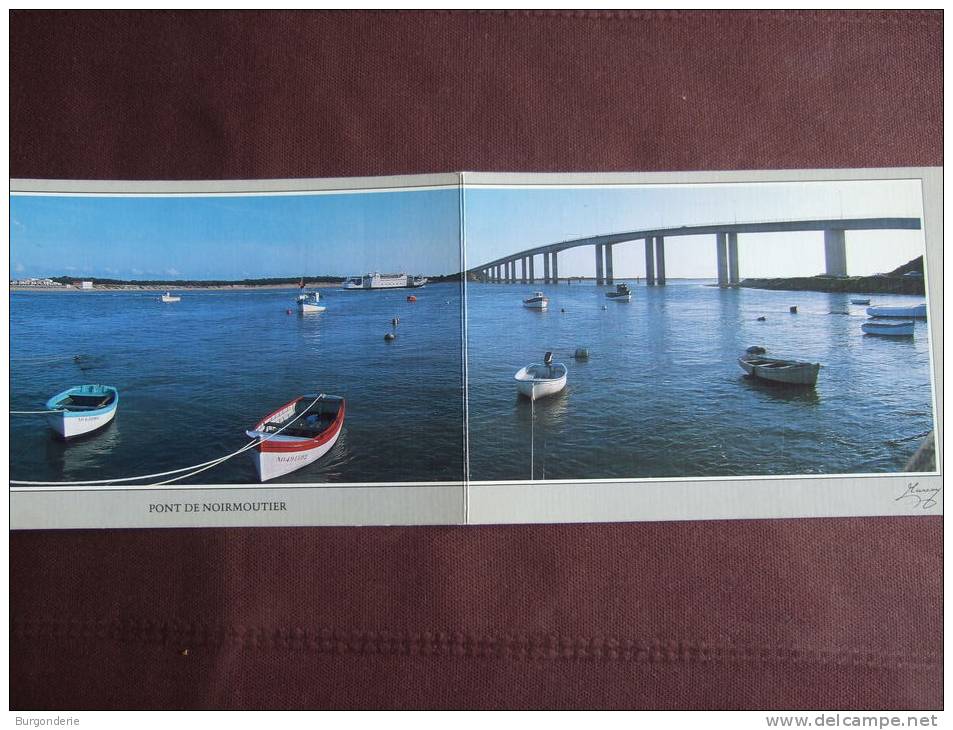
(551, 251), (559, 283)
(543, 252), (551, 283)
(522, 257), (528, 283)
(655, 237), (666, 285)
(529, 255), (535, 283)
(728, 232), (740, 286)
(716, 233), (729, 287)
(644, 237), (656, 285)
(605, 244), (613, 284)
(595, 244), (605, 286)
(495, 265), (501, 283)
(824, 229), (847, 277)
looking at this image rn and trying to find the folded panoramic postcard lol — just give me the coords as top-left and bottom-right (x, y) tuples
(9, 169), (942, 529)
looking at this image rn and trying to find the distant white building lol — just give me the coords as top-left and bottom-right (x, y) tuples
(78, 281), (94, 289)
(11, 278), (63, 287)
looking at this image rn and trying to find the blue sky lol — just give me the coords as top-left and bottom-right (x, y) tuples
(464, 180), (927, 278)
(11, 179), (927, 281)
(11, 189), (462, 280)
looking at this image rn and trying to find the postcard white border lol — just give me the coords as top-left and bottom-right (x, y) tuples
(8, 168), (941, 528)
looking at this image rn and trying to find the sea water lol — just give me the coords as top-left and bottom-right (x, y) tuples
(10, 284), (465, 485)
(465, 280), (936, 481)
(10, 280), (936, 485)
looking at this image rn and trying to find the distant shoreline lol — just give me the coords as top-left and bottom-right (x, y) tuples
(738, 275), (925, 296)
(10, 282), (343, 292)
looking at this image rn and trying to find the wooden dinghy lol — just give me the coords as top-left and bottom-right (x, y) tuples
(45, 384), (119, 439)
(738, 355), (820, 387)
(245, 394), (345, 482)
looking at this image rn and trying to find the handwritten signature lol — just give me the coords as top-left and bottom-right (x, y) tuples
(895, 482), (941, 510)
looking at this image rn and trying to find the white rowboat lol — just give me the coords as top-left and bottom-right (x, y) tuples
(850, 298), (871, 305)
(866, 303), (927, 318)
(515, 353), (567, 401)
(45, 384), (119, 439)
(160, 292), (181, 303)
(246, 394), (345, 482)
(738, 355), (820, 386)
(862, 320), (914, 337)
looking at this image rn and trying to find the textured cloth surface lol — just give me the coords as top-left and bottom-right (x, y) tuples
(9, 10), (942, 709)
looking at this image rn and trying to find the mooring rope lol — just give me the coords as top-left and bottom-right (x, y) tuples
(10, 395), (324, 487)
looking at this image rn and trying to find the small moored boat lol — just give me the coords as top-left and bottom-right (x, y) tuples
(246, 394), (346, 482)
(515, 352), (567, 401)
(738, 355), (820, 386)
(606, 283), (632, 302)
(296, 291), (326, 313)
(45, 384), (119, 439)
(160, 292), (181, 303)
(862, 320), (914, 337)
(523, 292), (549, 309)
(850, 298), (871, 305)
(866, 303), (927, 318)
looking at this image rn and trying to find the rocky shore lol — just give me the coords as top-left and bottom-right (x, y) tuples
(740, 256), (925, 296)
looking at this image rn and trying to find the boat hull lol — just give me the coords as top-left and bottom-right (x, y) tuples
(866, 304), (927, 318)
(247, 395), (345, 482)
(606, 293), (631, 302)
(298, 303), (326, 313)
(862, 320), (914, 337)
(738, 357), (819, 386)
(515, 364), (568, 401)
(45, 385), (119, 439)
(850, 298), (871, 305)
(251, 426), (342, 482)
(523, 300), (548, 309)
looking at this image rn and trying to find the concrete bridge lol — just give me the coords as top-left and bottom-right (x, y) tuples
(471, 218), (922, 287)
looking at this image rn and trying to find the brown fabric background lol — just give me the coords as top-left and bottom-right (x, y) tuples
(9, 10), (942, 710)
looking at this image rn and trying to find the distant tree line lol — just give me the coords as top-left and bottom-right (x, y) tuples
(49, 275), (348, 286)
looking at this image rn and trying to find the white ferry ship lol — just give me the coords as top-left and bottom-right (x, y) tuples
(342, 273), (428, 290)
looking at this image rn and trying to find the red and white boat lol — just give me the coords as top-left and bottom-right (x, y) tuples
(245, 394), (346, 482)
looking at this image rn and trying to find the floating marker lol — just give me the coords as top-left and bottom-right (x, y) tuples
(574, 348), (590, 360)
(384, 332), (396, 341)
(790, 305), (798, 314)
(757, 316), (766, 321)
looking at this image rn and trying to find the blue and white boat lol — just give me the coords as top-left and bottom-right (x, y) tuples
(862, 320), (915, 337)
(45, 384), (119, 439)
(866, 303), (927, 319)
(296, 291), (326, 313)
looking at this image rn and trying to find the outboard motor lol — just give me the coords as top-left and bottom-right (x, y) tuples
(544, 351), (553, 366)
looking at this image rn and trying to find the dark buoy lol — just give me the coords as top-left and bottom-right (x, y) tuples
(790, 305), (798, 314)
(384, 332), (396, 341)
(746, 345), (766, 355)
(286, 308), (292, 315)
(560, 308), (566, 313)
(574, 348), (589, 360)
(757, 316), (766, 321)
